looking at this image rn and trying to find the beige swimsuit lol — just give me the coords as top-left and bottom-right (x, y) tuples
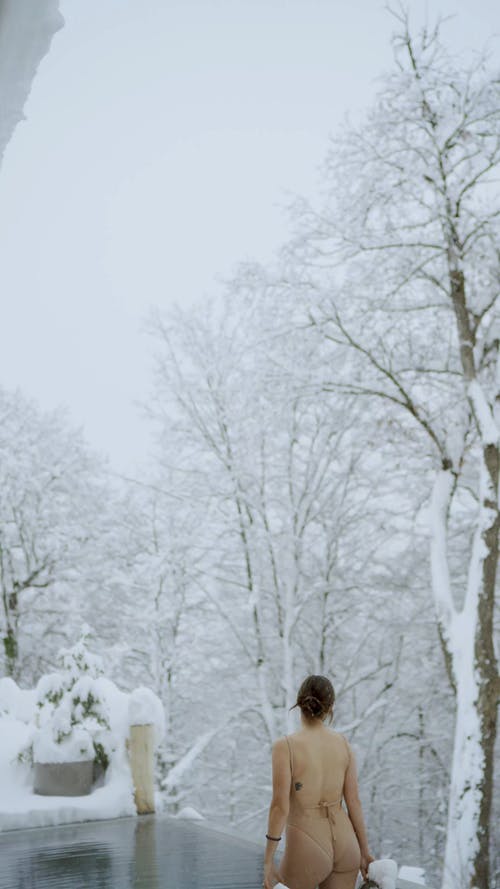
(279, 733), (361, 889)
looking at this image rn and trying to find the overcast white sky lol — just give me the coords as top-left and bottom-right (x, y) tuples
(0, 0), (497, 470)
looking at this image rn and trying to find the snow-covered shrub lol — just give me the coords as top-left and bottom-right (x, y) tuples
(21, 632), (114, 769)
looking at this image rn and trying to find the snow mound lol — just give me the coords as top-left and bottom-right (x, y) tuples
(0, 677), (36, 723)
(176, 806), (204, 820)
(128, 686), (165, 739)
(94, 677), (130, 733)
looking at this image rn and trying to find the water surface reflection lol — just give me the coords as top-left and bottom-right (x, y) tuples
(0, 816), (262, 889)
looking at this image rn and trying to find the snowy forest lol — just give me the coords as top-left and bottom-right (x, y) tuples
(1, 11), (499, 889)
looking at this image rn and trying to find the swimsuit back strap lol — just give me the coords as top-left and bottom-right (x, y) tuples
(308, 797), (343, 809)
(285, 735), (294, 778)
(342, 733), (351, 765)
(304, 797), (343, 819)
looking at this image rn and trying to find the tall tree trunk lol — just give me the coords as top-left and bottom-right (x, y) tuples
(2, 591), (19, 679)
(443, 258), (500, 888)
(468, 446), (499, 889)
(431, 449), (499, 889)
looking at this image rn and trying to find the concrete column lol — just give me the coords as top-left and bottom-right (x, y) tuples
(129, 723), (155, 814)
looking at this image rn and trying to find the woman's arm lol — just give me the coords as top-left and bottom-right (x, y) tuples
(264, 738), (290, 887)
(342, 740), (374, 879)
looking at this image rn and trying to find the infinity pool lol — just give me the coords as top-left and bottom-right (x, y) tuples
(0, 816), (263, 888)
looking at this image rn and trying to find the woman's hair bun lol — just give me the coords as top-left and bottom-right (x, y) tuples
(301, 694), (323, 717)
(292, 675), (335, 722)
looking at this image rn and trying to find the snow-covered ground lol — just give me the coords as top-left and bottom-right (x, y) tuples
(398, 866), (427, 886)
(0, 662), (163, 832)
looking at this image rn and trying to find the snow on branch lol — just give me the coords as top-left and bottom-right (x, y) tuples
(161, 727), (220, 791)
(336, 697), (388, 733)
(429, 470), (456, 633)
(467, 380), (499, 446)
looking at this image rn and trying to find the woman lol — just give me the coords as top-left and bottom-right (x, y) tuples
(264, 675), (374, 889)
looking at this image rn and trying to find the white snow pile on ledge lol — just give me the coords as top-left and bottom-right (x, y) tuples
(176, 806), (204, 820)
(0, 668), (164, 832)
(128, 686), (165, 737)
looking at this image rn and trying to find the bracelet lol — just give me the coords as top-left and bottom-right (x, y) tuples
(266, 834), (281, 842)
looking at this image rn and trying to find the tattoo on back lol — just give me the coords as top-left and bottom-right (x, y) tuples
(295, 782), (303, 791)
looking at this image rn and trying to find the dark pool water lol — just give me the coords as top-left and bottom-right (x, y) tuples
(0, 816), (263, 888)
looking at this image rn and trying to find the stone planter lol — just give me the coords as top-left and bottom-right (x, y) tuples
(34, 760), (94, 796)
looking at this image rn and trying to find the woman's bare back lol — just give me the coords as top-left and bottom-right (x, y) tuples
(285, 728), (350, 807)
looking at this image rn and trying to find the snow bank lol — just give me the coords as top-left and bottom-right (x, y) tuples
(0, 677), (35, 722)
(0, 660), (164, 832)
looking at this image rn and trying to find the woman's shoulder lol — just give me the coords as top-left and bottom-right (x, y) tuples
(271, 735), (291, 754)
(332, 730), (351, 745)
(285, 730), (301, 741)
(326, 730), (352, 756)
(331, 731), (354, 762)
(330, 729), (349, 743)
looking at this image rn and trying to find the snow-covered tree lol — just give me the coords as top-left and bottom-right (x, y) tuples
(0, 387), (110, 682)
(147, 283), (405, 826)
(92, 475), (211, 806)
(288, 12), (499, 887)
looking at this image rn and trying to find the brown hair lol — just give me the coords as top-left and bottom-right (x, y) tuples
(291, 675), (335, 722)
